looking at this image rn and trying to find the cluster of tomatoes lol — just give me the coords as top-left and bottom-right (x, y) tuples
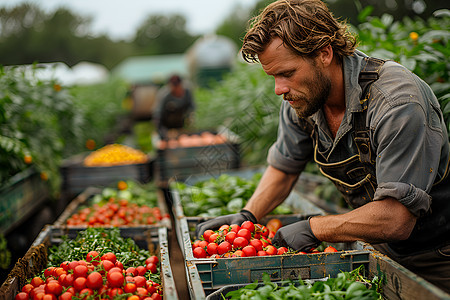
(66, 198), (168, 227)
(192, 220), (338, 259)
(192, 220), (289, 258)
(15, 251), (163, 300)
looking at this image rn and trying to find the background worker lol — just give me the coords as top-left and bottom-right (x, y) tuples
(153, 74), (195, 139)
(196, 0), (450, 293)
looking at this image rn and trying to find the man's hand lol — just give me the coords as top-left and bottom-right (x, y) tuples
(272, 219), (321, 252)
(195, 209), (257, 239)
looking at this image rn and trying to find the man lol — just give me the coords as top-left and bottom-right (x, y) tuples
(196, 0), (450, 292)
(153, 74), (195, 138)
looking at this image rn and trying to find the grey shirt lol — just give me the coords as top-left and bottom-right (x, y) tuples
(267, 50), (449, 217)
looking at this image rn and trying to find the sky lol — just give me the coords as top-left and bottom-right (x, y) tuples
(2, 0), (259, 41)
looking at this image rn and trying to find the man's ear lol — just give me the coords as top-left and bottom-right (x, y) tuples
(318, 45), (333, 67)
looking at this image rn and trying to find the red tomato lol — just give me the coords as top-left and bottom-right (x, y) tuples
(265, 245), (277, 255)
(135, 265), (147, 276)
(115, 260), (124, 270)
(78, 288), (93, 298)
(128, 296), (140, 300)
(242, 245), (257, 257)
(73, 265), (88, 278)
(225, 231), (236, 244)
(229, 224), (240, 233)
(77, 260), (87, 266)
(101, 259), (115, 272)
(59, 261), (70, 271)
(232, 237), (249, 249)
(136, 287), (148, 298)
(62, 274), (74, 287)
(237, 229), (251, 241)
(101, 252), (117, 264)
(206, 243), (218, 255)
(41, 294), (56, 300)
(86, 272), (103, 290)
(240, 221), (255, 233)
(145, 256), (159, 265)
(208, 233), (219, 243)
(232, 250), (246, 257)
(193, 247), (207, 258)
(198, 240), (208, 248)
(73, 277), (87, 292)
(33, 291), (45, 300)
(44, 281), (62, 295)
(218, 224), (230, 233)
(22, 284), (34, 294)
(86, 251), (100, 264)
(58, 292), (73, 300)
(14, 292), (29, 300)
(124, 283), (137, 294)
(125, 267), (138, 276)
(202, 230), (214, 242)
(151, 292), (162, 300)
(30, 277), (44, 288)
(134, 276), (146, 287)
(249, 239), (263, 251)
(266, 218), (282, 233)
(324, 246), (338, 253)
(67, 261), (78, 271)
(43, 268), (55, 278)
(277, 247), (289, 255)
(108, 288), (123, 298)
(53, 268), (66, 278)
(257, 250), (268, 256)
(217, 241), (232, 255)
(146, 284), (156, 294)
(108, 267), (123, 274)
(107, 271), (125, 288)
(146, 263), (157, 274)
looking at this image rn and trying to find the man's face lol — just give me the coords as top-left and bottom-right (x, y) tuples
(258, 38), (331, 118)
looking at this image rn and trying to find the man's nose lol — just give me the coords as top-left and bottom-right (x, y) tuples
(274, 79), (289, 96)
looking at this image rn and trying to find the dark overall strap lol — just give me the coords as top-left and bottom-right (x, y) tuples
(353, 57), (386, 171)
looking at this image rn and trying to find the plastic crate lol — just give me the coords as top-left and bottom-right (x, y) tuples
(53, 186), (172, 229)
(154, 129), (241, 184)
(0, 168), (49, 234)
(60, 152), (154, 199)
(177, 209), (369, 298)
(204, 257), (450, 300)
(0, 225), (178, 300)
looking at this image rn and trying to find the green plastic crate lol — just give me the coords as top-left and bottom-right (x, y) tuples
(0, 168), (49, 234)
(0, 225), (178, 300)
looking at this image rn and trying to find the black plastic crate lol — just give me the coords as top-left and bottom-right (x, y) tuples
(60, 153), (154, 199)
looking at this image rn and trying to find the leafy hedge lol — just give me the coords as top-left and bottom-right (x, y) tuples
(0, 66), (129, 194)
(0, 66), (84, 190)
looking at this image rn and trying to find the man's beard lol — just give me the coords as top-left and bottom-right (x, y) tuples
(284, 66), (331, 119)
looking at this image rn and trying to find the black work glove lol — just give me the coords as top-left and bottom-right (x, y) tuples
(272, 218), (321, 252)
(195, 209), (257, 239)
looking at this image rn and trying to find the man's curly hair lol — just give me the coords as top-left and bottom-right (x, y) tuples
(241, 0), (358, 63)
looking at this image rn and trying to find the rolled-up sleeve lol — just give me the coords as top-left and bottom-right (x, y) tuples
(267, 101), (314, 174)
(371, 94), (444, 217)
(374, 182), (431, 217)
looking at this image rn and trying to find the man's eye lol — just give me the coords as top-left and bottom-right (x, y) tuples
(282, 71), (294, 77)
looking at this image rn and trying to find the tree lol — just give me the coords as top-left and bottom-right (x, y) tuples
(133, 14), (198, 55)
